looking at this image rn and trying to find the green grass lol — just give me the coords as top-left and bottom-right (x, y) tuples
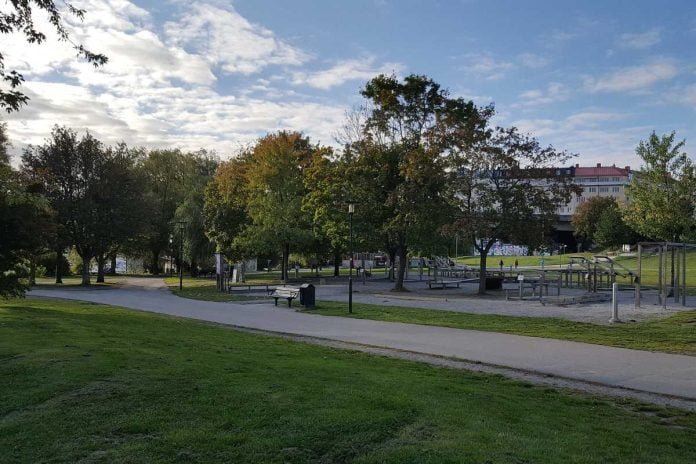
(164, 277), (265, 302)
(2, 298), (696, 463)
(307, 301), (696, 355)
(34, 275), (127, 286)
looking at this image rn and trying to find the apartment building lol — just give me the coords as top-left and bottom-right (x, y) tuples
(558, 163), (632, 217)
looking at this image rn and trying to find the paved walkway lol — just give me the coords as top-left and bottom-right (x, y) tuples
(30, 278), (696, 403)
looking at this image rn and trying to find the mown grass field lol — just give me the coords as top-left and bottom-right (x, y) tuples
(2, 298), (696, 463)
(308, 301), (696, 355)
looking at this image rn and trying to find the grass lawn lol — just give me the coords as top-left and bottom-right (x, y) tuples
(2, 298), (696, 463)
(34, 275), (128, 286)
(307, 302), (696, 355)
(164, 277), (265, 302)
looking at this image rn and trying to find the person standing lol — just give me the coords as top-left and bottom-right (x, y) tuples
(499, 259), (504, 271)
(514, 259), (518, 269)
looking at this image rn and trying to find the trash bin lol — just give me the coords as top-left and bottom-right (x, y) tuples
(485, 277), (504, 290)
(299, 283), (316, 308)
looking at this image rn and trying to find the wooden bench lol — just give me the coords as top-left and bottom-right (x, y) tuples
(268, 287), (299, 307)
(427, 278), (476, 289)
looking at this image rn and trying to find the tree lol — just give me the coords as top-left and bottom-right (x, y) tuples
(448, 125), (580, 294)
(623, 132), (696, 242)
(0, 121), (9, 164)
(203, 152), (252, 261)
(593, 202), (638, 249)
(302, 148), (353, 277)
(1, 124), (55, 296)
(22, 126), (109, 285)
(90, 143), (147, 282)
(571, 196), (617, 249)
(348, 74), (482, 291)
(1, 1), (107, 112)
(239, 132), (316, 281)
(139, 149), (188, 274)
(173, 151), (218, 275)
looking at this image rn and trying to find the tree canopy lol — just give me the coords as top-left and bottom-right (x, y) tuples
(623, 131), (696, 242)
(1, 1), (107, 112)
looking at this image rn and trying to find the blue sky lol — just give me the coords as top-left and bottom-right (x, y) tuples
(3, 0), (696, 168)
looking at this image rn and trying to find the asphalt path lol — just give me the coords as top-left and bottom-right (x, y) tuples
(30, 278), (696, 402)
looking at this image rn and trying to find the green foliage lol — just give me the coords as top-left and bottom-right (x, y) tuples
(346, 74), (483, 289)
(447, 124), (580, 293)
(238, 132), (317, 279)
(571, 196), (617, 247)
(0, 161), (55, 297)
(1, 1), (107, 112)
(203, 153), (252, 260)
(593, 201), (638, 249)
(623, 131), (696, 241)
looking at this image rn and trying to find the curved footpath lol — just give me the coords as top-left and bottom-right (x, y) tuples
(30, 278), (696, 408)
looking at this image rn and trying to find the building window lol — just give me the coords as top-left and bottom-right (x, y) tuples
(612, 186), (620, 192)
(589, 187), (597, 192)
(612, 177), (621, 182)
(599, 186), (609, 192)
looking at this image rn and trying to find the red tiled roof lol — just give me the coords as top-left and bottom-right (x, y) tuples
(575, 166), (630, 177)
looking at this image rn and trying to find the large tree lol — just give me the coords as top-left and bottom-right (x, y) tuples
(22, 126), (109, 285)
(173, 151), (218, 275)
(448, 125), (580, 294)
(623, 132), (696, 242)
(1, 1), (107, 112)
(203, 152), (252, 261)
(1, 124), (55, 296)
(239, 132), (316, 281)
(593, 201), (638, 250)
(347, 74), (483, 291)
(571, 196), (617, 249)
(139, 149), (188, 274)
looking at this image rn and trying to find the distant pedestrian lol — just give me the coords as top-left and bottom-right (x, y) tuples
(499, 259), (504, 271)
(514, 259), (518, 269)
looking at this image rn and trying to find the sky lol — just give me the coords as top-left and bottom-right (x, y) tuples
(3, 0), (696, 168)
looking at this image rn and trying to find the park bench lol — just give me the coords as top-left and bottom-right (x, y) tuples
(427, 278), (478, 289)
(268, 286), (300, 307)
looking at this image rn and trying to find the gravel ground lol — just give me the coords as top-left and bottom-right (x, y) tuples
(313, 277), (696, 324)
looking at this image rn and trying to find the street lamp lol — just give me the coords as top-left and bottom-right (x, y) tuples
(348, 203), (354, 314)
(176, 221), (186, 290)
(169, 235), (173, 277)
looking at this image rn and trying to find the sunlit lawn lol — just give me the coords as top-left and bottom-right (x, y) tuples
(2, 297), (696, 463)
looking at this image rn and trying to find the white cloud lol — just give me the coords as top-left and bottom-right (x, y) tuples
(291, 56), (404, 90)
(517, 82), (569, 106)
(163, 3), (310, 75)
(619, 29), (661, 49)
(511, 112), (648, 167)
(517, 53), (549, 68)
(462, 53), (514, 80)
(584, 60), (678, 93)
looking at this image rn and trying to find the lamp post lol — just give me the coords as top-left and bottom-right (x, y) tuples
(169, 235), (173, 277)
(348, 203), (354, 314)
(176, 221), (186, 290)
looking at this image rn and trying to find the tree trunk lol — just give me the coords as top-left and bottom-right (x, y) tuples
(388, 250), (396, 281)
(190, 258), (197, 277)
(80, 254), (91, 286)
(55, 247), (63, 284)
(96, 254), (106, 283)
(151, 249), (160, 275)
(392, 245), (408, 291)
(333, 250), (341, 277)
(109, 255), (117, 276)
(282, 243), (290, 281)
(29, 256), (37, 286)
